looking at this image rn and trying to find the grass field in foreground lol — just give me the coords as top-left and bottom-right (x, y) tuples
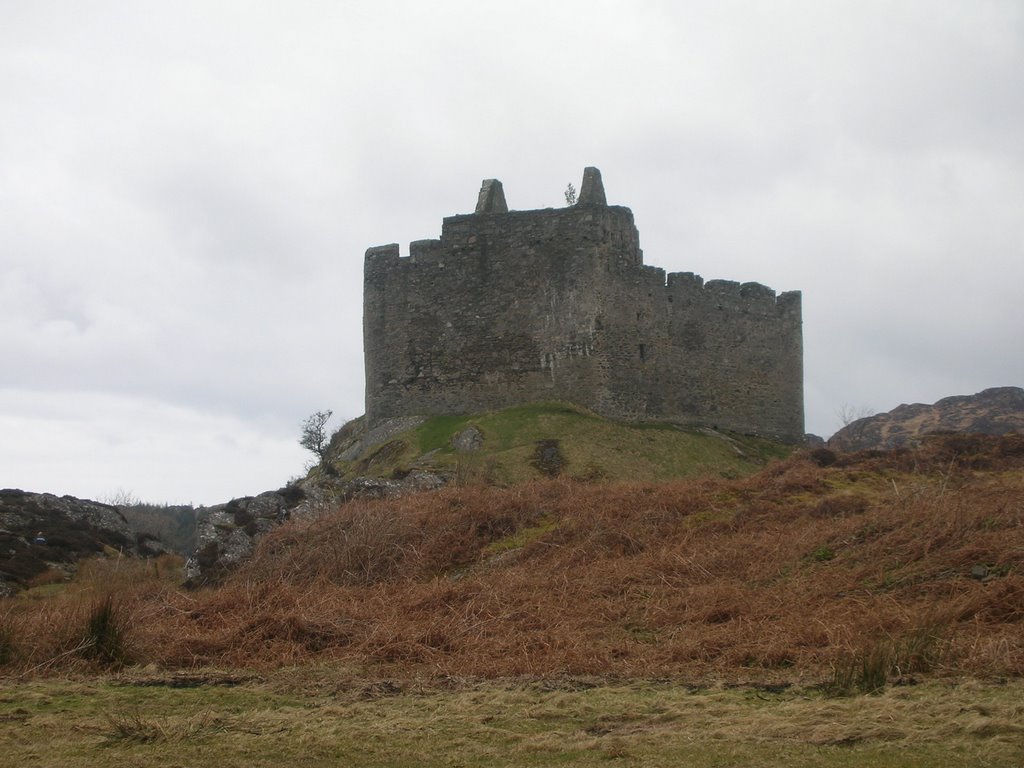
(1, 674), (1022, 767)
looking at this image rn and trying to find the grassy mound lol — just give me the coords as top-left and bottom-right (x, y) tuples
(322, 401), (792, 484)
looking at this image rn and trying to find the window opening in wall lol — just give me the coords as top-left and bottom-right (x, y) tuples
(639, 343), (646, 360)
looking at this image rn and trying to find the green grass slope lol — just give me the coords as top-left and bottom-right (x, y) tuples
(323, 402), (793, 485)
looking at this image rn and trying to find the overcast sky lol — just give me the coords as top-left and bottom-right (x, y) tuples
(2, 1), (1022, 505)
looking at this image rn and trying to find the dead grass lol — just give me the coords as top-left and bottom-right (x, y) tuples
(0, 555), (183, 674)
(2, 434), (1022, 684)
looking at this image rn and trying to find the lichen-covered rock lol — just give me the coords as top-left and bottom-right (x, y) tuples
(339, 471), (447, 501)
(334, 416), (427, 462)
(452, 426), (484, 452)
(828, 387), (1024, 452)
(804, 433), (826, 449)
(185, 489), (296, 586)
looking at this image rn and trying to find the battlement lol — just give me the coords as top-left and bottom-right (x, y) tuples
(363, 168), (804, 442)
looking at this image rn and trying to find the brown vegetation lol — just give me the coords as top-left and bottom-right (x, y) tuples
(3, 434), (1022, 683)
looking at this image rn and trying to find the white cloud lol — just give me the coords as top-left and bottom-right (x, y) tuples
(0, 390), (307, 505)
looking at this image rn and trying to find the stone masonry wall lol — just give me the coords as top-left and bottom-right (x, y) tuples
(363, 168), (804, 442)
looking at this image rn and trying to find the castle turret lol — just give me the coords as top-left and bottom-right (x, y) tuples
(577, 166), (607, 206)
(475, 179), (508, 214)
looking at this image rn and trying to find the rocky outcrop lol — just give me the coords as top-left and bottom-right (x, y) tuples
(185, 487), (300, 587)
(804, 433), (826, 449)
(332, 415), (427, 463)
(0, 489), (163, 594)
(184, 470), (447, 586)
(828, 387), (1024, 452)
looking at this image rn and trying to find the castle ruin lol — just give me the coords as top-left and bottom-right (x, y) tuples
(363, 168), (804, 442)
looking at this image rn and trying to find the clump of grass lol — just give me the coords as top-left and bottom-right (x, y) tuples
(78, 595), (130, 668)
(481, 517), (557, 557)
(105, 710), (170, 743)
(863, 643), (897, 693)
(895, 622), (946, 676)
(104, 710), (225, 743)
(828, 641), (893, 696)
(811, 546), (835, 562)
(826, 623), (948, 696)
(27, 567), (67, 588)
(0, 622), (14, 666)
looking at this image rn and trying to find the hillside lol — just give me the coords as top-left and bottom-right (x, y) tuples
(4, 433), (1021, 685)
(829, 386), (1024, 451)
(187, 403), (795, 585)
(0, 490), (168, 594)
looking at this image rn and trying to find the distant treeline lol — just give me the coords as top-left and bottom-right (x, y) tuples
(119, 503), (197, 555)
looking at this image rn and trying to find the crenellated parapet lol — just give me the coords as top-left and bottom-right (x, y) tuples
(363, 168), (804, 442)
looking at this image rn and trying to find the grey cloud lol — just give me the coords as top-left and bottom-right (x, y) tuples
(1, 1), (1021, 501)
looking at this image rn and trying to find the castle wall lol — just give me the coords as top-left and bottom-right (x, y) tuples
(363, 173), (805, 442)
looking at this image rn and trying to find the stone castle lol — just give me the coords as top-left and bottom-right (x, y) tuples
(363, 168), (804, 442)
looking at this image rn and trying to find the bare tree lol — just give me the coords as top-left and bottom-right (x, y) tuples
(564, 183), (577, 205)
(299, 410), (333, 462)
(101, 488), (139, 507)
(836, 403), (874, 428)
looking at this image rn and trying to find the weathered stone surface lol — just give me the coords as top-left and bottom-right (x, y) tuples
(452, 426), (484, 452)
(185, 489), (296, 586)
(336, 416), (427, 462)
(364, 168), (804, 442)
(0, 489), (152, 591)
(804, 433), (827, 448)
(828, 387), (1024, 452)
